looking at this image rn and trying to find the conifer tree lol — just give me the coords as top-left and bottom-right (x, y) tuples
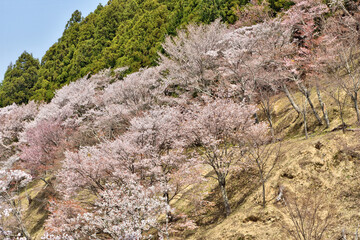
(0, 52), (40, 107)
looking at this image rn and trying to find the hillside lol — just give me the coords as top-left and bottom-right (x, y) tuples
(0, 0), (292, 106)
(183, 91), (360, 239)
(186, 132), (360, 240)
(1, 0), (360, 239)
(15, 73), (360, 240)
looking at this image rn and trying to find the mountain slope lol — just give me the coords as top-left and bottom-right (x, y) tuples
(0, 0), (291, 106)
(183, 91), (360, 239)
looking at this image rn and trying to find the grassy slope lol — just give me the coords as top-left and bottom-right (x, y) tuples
(21, 87), (360, 239)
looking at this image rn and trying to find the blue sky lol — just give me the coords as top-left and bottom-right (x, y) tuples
(0, 0), (108, 81)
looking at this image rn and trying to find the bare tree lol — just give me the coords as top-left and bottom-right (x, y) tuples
(325, 80), (348, 133)
(280, 74), (312, 138)
(245, 124), (282, 208)
(324, 39), (360, 124)
(282, 190), (334, 240)
(315, 82), (330, 128)
(258, 87), (277, 140)
(282, 82), (302, 115)
(303, 96), (309, 139)
(340, 225), (360, 240)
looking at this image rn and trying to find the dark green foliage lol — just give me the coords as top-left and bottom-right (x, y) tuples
(268, 0), (294, 12)
(0, 52), (40, 106)
(1, 0), (289, 105)
(65, 10), (83, 30)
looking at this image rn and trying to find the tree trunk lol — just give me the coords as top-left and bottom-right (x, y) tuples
(339, 104), (346, 134)
(21, 225), (31, 240)
(165, 213), (170, 240)
(7, 196), (31, 240)
(14, 206), (31, 239)
(299, 83), (322, 125)
(264, 104), (275, 141)
(353, 92), (360, 123)
(269, 118), (275, 142)
(262, 180), (266, 208)
(259, 96), (275, 141)
(306, 94), (323, 126)
(303, 100), (309, 139)
(316, 85), (330, 128)
(282, 83), (301, 114)
(164, 192), (170, 240)
(254, 112), (259, 124)
(219, 182), (231, 217)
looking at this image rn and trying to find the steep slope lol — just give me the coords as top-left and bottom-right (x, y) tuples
(16, 88), (360, 240)
(182, 90), (360, 239)
(186, 132), (359, 239)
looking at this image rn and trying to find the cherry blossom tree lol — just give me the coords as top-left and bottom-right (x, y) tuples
(127, 107), (188, 201)
(45, 179), (167, 240)
(102, 67), (165, 113)
(20, 119), (65, 178)
(56, 145), (116, 197)
(33, 69), (114, 129)
(124, 106), (201, 236)
(0, 101), (38, 146)
(90, 66), (166, 140)
(319, 8), (360, 124)
(160, 19), (228, 96)
(184, 99), (259, 217)
(0, 169), (32, 239)
(220, 20), (290, 137)
(85, 181), (168, 239)
(281, 0), (330, 127)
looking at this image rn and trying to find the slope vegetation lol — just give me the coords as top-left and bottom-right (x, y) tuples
(1, 0), (360, 239)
